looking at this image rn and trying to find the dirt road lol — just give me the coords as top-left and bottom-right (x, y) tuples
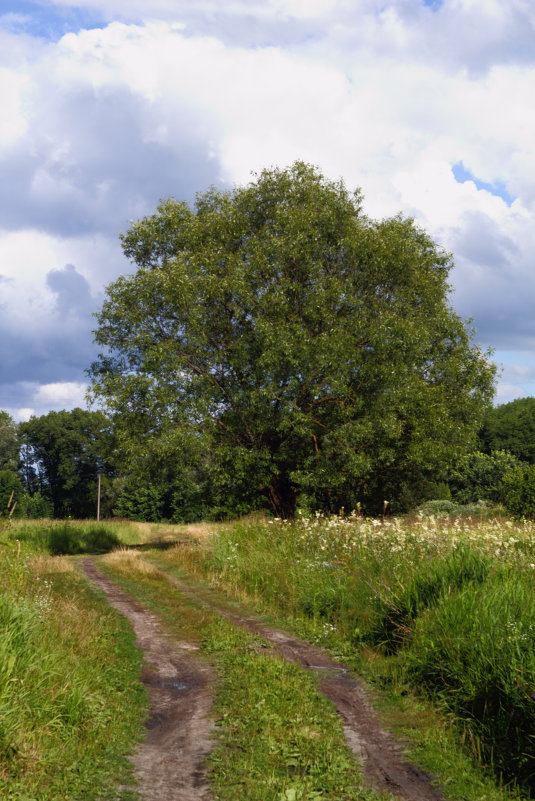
(82, 557), (444, 801)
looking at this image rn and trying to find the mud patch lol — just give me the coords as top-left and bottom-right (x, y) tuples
(81, 559), (215, 801)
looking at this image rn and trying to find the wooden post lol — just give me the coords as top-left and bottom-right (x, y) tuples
(97, 473), (101, 521)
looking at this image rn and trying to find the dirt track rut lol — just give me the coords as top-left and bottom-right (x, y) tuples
(82, 556), (445, 801)
(81, 559), (215, 801)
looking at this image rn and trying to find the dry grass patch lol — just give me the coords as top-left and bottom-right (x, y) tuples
(30, 555), (75, 574)
(103, 549), (163, 577)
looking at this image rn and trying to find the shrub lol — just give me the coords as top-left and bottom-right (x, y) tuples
(19, 492), (53, 519)
(502, 464), (535, 519)
(448, 450), (520, 505)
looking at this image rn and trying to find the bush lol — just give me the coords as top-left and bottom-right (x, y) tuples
(19, 492), (53, 519)
(502, 464), (535, 519)
(448, 450), (520, 505)
(417, 499), (458, 516)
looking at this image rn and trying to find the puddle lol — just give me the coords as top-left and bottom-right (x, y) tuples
(162, 680), (189, 691)
(306, 665), (348, 676)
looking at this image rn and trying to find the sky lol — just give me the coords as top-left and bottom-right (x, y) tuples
(1, 0), (534, 421)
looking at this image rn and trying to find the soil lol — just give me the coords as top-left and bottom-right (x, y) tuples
(81, 559), (215, 801)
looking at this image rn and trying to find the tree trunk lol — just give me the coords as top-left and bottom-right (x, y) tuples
(267, 476), (296, 519)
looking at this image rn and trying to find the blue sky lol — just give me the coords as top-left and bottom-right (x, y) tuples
(1, 0), (535, 419)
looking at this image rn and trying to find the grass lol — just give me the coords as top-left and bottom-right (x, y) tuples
(0, 526), (147, 800)
(152, 512), (535, 800)
(101, 550), (383, 801)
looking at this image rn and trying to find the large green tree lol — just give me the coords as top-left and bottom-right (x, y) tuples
(479, 397), (535, 463)
(90, 162), (495, 517)
(19, 408), (116, 518)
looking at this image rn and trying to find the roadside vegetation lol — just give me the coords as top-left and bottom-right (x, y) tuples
(0, 513), (533, 800)
(0, 519), (147, 801)
(152, 511), (535, 799)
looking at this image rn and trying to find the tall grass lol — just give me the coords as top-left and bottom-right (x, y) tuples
(8, 521), (121, 554)
(168, 512), (535, 795)
(0, 523), (146, 800)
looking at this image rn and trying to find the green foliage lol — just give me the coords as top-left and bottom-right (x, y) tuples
(18, 491), (53, 519)
(448, 449), (521, 504)
(19, 408), (116, 518)
(90, 162), (495, 518)
(480, 397), (535, 463)
(114, 477), (164, 521)
(0, 470), (24, 517)
(177, 514), (535, 795)
(417, 498), (508, 520)
(502, 463), (535, 519)
(0, 411), (19, 472)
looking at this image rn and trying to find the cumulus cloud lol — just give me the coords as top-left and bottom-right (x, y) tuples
(3, 381), (88, 422)
(35, 380), (87, 405)
(1, 1), (535, 412)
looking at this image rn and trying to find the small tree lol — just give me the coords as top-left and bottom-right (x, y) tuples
(448, 450), (520, 505)
(0, 411), (19, 472)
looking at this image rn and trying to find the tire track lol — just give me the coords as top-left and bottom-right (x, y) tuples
(81, 559), (215, 801)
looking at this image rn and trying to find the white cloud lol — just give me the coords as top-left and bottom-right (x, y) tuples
(9, 407), (35, 422)
(1, 3), (535, 411)
(35, 381), (88, 406)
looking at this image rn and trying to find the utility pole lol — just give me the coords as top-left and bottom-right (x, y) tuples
(97, 472), (101, 521)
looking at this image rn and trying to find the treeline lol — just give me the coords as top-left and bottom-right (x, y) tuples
(2, 397), (535, 522)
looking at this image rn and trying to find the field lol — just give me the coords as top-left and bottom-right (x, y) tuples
(0, 512), (533, 800)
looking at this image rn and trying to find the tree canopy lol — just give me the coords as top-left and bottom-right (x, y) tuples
(19, 408), (116, 518)
(90, 162), (495, 517)
(479, 396), (535, 463)
(0, 411), (19, 472)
